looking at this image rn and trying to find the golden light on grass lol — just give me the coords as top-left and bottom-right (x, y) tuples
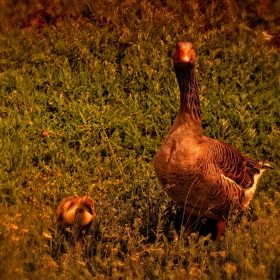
(189, 266), (202, 277)
(76, 261), (86, 267)
(111, 248), (118, 255)
(47, 260), (59, 269)
(10, 224), (19, 231)
(255, 264), (266, 276)
(42, 232), (52, 239)
(11, 236), (20, 242)
(190, 232), (197, 239)
(224, 262), (237, 278)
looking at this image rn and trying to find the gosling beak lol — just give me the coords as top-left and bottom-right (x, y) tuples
(92, 210), (97, 218)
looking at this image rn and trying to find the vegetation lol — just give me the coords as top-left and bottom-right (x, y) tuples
(0, 0), (279, 279)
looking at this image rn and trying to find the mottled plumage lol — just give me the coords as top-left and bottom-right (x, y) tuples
(154, 42), (271, 240)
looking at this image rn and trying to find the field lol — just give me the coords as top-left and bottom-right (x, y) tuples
(0, 0), (280, 279)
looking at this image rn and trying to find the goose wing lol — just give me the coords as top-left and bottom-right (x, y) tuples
(208, 139), (262, 189)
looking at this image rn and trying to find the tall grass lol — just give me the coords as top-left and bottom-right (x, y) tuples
(0, 0), (279, 278)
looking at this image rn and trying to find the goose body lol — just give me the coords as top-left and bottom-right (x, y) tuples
(154, 42), (271, 239)
(57, 196), (96, 230)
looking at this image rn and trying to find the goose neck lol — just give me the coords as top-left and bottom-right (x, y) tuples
(175, 66), (202, 120)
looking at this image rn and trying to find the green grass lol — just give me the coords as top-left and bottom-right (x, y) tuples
(0, 0), (280, 279)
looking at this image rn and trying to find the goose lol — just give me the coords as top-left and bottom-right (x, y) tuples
(154, 42), (272, 241)
(56, 196), (96, 238)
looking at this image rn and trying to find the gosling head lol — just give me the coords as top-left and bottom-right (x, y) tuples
(56, 196), (96, 230)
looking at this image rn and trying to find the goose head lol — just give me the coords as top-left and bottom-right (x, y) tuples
(172, 42), (196, 69)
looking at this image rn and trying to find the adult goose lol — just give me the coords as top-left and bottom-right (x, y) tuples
(154, 42), (271, 241)
(57, 196), (96, 239)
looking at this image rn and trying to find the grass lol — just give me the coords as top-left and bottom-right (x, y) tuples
(0, 0), (280, 279)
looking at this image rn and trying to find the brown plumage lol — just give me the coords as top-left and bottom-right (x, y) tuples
(57, 196), (96, 240)
(154, 42), (272, 240)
